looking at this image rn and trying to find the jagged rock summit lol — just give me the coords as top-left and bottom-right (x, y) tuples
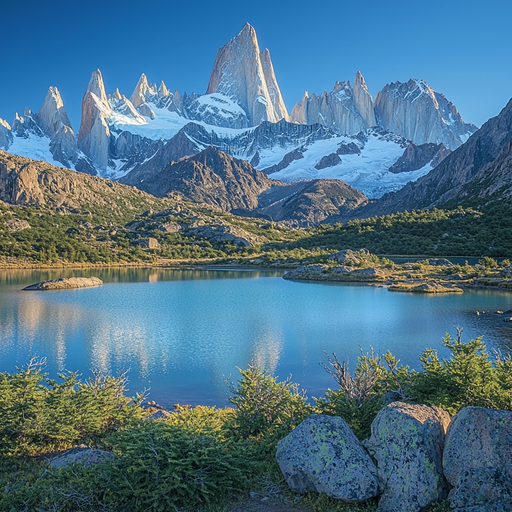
(206, 23), (289, 126)
(375, 78), (477, 150)
(291, 71), (376, 135)
(77, 69), (112, 171)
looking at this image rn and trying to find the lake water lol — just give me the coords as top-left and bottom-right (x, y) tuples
(0, 268), (511, 408)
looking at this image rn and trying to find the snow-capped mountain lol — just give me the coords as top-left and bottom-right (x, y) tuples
(291, 71), (376, 134)
(374, 79), (477, 150)
(0, 23), (475, 198)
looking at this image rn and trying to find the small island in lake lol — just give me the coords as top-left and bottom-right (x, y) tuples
(23, 277), (104, 291)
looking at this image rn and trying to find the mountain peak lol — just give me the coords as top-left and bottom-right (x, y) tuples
(85, 69), (108, 104)
(206, 24), (288, 126)
(130, 73), (150, 108)
(37, 86), (72, 137)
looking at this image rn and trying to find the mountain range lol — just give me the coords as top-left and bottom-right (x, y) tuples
(0, 23), (477, 201)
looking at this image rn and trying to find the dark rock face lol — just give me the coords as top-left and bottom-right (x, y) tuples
(388, 142), (451, 174)
(131, 147), (368, 226)
(136, 146), (273, 211)
(315, 152), (341, 170)
(355, 97), (512, 217)
(336, 141), (360, 155)
(260, 148), (304, 175)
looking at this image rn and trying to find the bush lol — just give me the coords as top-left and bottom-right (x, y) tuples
(226, 365), (311, 439)
(315, 349), (411, 439)
(410, 328), (512, 414)
(0, 359), (145, 456)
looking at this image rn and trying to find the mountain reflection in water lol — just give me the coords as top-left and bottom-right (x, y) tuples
(0, 268), (511, 408)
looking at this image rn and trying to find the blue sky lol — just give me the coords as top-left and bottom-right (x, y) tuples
(1, 0), (511, 130)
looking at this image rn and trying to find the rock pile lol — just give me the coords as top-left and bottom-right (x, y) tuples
(277, 403), (512, 511)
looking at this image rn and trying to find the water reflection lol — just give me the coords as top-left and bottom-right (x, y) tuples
(0, 268), (511, 407)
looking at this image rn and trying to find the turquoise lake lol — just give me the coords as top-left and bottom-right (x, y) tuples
(0, 268), (511, 408)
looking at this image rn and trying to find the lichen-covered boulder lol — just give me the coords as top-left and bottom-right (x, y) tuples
(50, 447), (114, 469)
(443, 407), (512, 487)
(449, 467), (512, 511)
(276, 414), (379, 502)
(364, 402), (450, 512)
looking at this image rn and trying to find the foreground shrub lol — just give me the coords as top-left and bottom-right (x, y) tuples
(411, 328), (512, 414)
(315, 349), (411, 439)
(0, 358), (145, 456)
(226, 365), (312, 440)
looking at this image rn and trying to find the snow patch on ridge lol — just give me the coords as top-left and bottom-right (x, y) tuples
(262, 132), (432, 198)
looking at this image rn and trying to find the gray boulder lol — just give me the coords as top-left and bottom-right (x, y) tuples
(50, 447), (114, 469)
(276, 414), (379, 503)
(443, 407), (512, 487)
(364, 402), (450, 512)
(449, 467), (512, 512)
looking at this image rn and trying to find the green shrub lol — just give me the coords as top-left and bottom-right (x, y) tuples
(0, 359), (145, 456)
(226, 365), (312, 440)
(315, 349), (411, 439)
(410, 328), (512, 414)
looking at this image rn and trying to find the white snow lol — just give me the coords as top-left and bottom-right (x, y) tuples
(8, 134), (66, 168)
(194, 93), (246, 116)
(262, 133), (432, 198)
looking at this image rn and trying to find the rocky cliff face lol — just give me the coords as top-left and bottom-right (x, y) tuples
(206, 23), (288, 126)
(291, 72), (375, 135)
(354, 96), (512, 217)
(388, 142), (451, 174)
(374, 79), (477, 150)
(77, 70), (113, 171)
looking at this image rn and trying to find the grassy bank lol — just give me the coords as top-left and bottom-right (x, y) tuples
(1, 333), (511, 511)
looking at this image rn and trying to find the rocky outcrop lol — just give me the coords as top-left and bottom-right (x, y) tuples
(50, 447), (114, 468)
(374, 78), (477, 150)
(185, 223), (264, 247)
(443, 407), (512, 488)
(364, 402), (450, 512)
(276, 415), (379, 502)
(77, 70), (112, 171)
(206, 23), (288, 126)
(260, 148), (304, 175)
(315, 152), (341, 170)
(291, 73), (375, 135)
(388, 142), (451, 174)
(328, 249), (369, 265)
(23, 276), (103, 290)
(283, 264), (388, 282)
(0, 150), (171, 215)
(5, 219), (30, 232)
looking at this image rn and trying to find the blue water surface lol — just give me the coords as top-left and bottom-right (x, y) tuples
(0, 268), (511, 407)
